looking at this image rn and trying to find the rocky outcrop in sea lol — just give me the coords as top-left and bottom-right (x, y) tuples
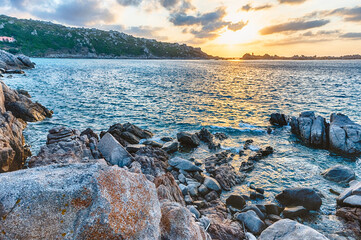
(0, 50), (35, 73)
(270, 111), (361, 156)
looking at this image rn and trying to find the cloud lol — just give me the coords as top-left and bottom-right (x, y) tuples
(260, 19), (330, 35)
(302, 30), (339, 37)
(278, 0), (307, 5)
(340, 32), (361, 39)
(240, 4), (272, 12)
(125, 26), (168, 40)
(170, 7), (248, 39)
(328, 6), (361, 22)
(117, 0), (143, 6)
(6, 0), (116, 26)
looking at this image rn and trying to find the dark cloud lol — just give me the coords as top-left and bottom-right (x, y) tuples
(125, 26), (168, 40)
(170, 7), (247, 39)
(240, 4), (272, 12)
(260, 19), (329, 35)
(278, 0), (307, 5)
(117, 0), (143, 6)
(302, 30), (339, 37)
(116, 0), (193, 11)
(340, 32), (361, 39)
(328, 6), (361, 22)
(6, 0), (115, 26)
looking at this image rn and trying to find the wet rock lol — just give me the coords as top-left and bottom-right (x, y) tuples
(28, 126), (100, 168)
(282, 206), (308, 218)
(321, 165), (355, 183)
(126, 144), (146, 153)
(250, 191), (264, 200)
(154, 172), (185, 206)
(0, 162), (161, 239)
(161, 136), (173, 142)
(5, 69), (24, 74)
(276, 188), (322, 210)
(329, 113), (361, 155)
(16, 54), (35, 68)
(343, 195), (361, 207)
(336, 207), (361, 238)
(265, 203), (281, 215)
(1, 82), (53, 122)
(235, 210), (265, 235)
(214, 164), (246, 191)
(143, 140), (163, 148)
(214, 132), (228, 141)
(0, 50), (23, 69)
(106, 123), (153, 146)
(270, 113), (288, 126)
(203, 176), (222, 192)
(16, 89), (31, 98)
(162, 141), (179, 154)
(98, 133), (134, 167)
(268, 214), (282, 222)
(168, 157), (202, 172)
(196, 127), (220, 150)
(258, 219), (329, 240)
(239, 160), (255, 172)
(177, 132), (200, 148)
(225, 194), (246, 209)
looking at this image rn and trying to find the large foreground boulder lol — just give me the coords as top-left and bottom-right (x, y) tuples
(258, 219), (329, 240)
(1, 81), (53, 122)
(329, 113), (361, 155)
(275, 188), (322, 210)
(0, 162), (161, 239)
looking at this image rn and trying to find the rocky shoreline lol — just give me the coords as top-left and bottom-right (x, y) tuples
(0, 51), (360, 239)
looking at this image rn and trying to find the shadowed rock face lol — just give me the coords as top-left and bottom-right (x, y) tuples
(1, 82), (53, 122)
(0, 50), (35, 70)
(103, 123), (153, 147)
(0, 162), (161, 240)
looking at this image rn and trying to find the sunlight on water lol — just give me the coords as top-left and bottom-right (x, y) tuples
(3, 59), (361, 236)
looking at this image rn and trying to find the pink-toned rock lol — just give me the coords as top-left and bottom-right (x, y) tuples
(154, 172), (185, 206)
(160, 201), (210, 240)
(0, 162), (161, 239)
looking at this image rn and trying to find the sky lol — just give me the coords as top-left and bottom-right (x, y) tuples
(1, 0), (361, 57)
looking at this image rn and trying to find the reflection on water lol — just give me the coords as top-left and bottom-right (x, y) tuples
(3, 59), (361, 237)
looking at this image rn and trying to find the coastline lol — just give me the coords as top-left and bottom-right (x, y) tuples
(1, 51), (360, 239)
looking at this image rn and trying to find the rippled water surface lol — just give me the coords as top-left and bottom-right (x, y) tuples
(3, 59), (361, 238)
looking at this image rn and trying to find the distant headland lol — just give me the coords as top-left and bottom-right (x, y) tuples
(228, 53), (361, 60)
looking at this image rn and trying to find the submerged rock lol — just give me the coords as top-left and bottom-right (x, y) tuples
(0, 162), (161, 239)
(321, 165), (355, 183)
(177, 132), (200, 148)
(258, 219), (329, 240)
(275, 188), (322, 210)
(225, 194), (246, 209)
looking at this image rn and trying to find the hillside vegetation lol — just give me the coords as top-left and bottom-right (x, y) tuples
(0, 15), (211, 59)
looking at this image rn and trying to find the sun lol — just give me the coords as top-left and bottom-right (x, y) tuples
(215, 22), (260, 45)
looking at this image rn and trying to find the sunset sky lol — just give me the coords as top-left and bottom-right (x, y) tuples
(1, 0), (361, 57)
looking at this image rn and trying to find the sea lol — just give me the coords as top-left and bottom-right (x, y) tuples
(3, 59), (361, 238)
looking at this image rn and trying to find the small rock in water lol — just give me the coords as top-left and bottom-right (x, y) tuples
(250, 191), (264, 200)
(177, 132), (200, 148)
(275, 187), (322, 210)
(282, 206), (308, 218)
(214, 132), (228, 141)
(162, 141), (179, 154)
(225, 194), (246, 209)
(161, 137), (173, 142)
(321, 165), (356, 183)
(143, 140), (163, 148)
